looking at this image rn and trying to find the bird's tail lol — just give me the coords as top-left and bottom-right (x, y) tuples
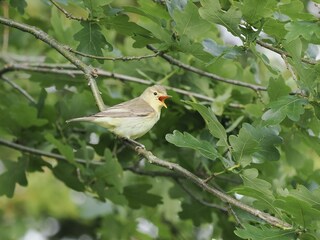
(66, 116), (94, 123)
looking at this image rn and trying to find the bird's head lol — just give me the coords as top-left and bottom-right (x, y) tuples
(141, 85), (171, 110)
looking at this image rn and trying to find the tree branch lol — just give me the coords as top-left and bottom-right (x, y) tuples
(0, 138), (182, 179)
(0, 138), (102, 165)
(0, 62), (244, 108)
(1, 75), (36, 104)
(69, 48), (161, 61)
(175, 179), (228, 212)
(256, 40), (317, 65)
(49, 0), (86, 21)
(1, 1), (9, 52)
(0, 137), (291, 229)
(0, 16), (105, 111)
(147, 45), (267, 92)
(128, 144), (292, 230)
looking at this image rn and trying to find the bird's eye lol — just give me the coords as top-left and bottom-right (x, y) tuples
(153, 92), (158, 96)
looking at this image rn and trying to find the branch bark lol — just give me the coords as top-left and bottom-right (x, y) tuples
(1, 75), (36, 104)
(69, 48), (161, 61)
(130, 145), (292, 230)
(256, 40), (317, 65)
(0, 137), (292, 229)
(0, 61), (244, 108)
(0, 16), (105, 111)
(147, 45), (267, 92)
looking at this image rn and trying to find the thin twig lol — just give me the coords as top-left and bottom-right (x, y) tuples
(124, 166), (182, 178)
(69, 48), (161, 61)
(1, 75), (36, 104)
(0, 138), (183, 179)
(49, 0), (85, 21)
(1, 1), (9, 52)
(0, 138), (103, 165)
(176, 179), (228, 212)
(127, 144), (292, 230)
(228, 204), (244, 227)
(0, 16), (105, 111)
(256, 40), (317, 65)
(281, 53), (298, 83)
(147, 45), (267, 92)
(0, 62), (245, 108)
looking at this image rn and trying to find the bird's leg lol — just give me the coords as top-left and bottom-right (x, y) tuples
(122, 138), (145, 150)
(112, 140), (118, 156)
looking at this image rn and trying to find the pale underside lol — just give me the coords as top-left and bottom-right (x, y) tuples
(67, 97), (160, 139)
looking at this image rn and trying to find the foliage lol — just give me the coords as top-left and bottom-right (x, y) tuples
(1, 0), (320, 239)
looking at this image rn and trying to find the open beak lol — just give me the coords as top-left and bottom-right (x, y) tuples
(158, 95), (171, 108)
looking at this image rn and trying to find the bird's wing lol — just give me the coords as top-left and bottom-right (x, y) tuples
(92, 97), (155, 118)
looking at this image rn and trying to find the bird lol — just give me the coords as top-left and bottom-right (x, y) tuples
(66, 85), (171, 143)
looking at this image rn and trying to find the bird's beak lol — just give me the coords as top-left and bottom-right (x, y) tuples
(158, 95), (171, 108)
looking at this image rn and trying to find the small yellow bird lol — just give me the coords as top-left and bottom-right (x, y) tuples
(66, 85), (170, 140)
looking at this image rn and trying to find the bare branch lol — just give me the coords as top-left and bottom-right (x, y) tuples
(256, 40), (317, 65)
(70, 48), (161, 61)
(175, 179), (228, 212)
(1, 75), (36, 104)
(1, 1), (9, 52)
(49, 0), (86, 21)
(0, 138), (103, 165)
(0, 16), (105, 111)
(128, 144), (292, 230)
(0, 62), (244, 109)
(147, 45), (267, 92)
(0, 138), (182, 178)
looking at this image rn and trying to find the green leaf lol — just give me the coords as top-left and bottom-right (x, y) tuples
(186, 101), (228, 147)
(267, 77), (291, 102)
(9, 103), (48, 128)
(94, 149), (123, 192)
(235, 224), (295, 240)
(203, 39), (241, 59)
(289, 185), (320, 208)
(166, 130), (221, 160)
(51, 161), (85, 192)
(45, 134), (74, 162)
(285, 21), (320, 44)
(179, 201), (213, 226)
(274, 196), (320, 227)
(199, 0), (242, 37)
(173, 38), (213, 61)
(279, 0), (316, 21)
(83, 0), (109, 18)
(173, 1), (212, 40)
(241, 0), (277, 25)
(229, 124), (281, 165)
(9, 0), (27, 14)
(283, 39), (319, 94)
(74, 22), (112, 59)
(262, 95), (308, 125)
(123, 184), (162, 209)
(233, 169), (278, 213)
(263, 19), (287, 40)
(0, 159), (28, 198)
(103, 14), (152, 38)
